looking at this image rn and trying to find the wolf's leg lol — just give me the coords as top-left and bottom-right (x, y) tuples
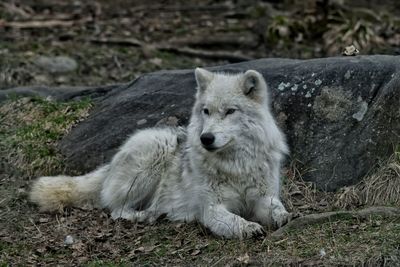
(111, 207), (159, 224)
(101, 168), (160, 215)
(252, 196), (289, 229)
(202, 204), (265, 239)
(100, 128), (180, 214)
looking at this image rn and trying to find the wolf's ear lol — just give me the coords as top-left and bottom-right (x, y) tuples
(242, 70), (267, 102)
(195, 68), (213, 91)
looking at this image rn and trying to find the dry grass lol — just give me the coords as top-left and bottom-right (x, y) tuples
(335, 151), (400, 209)
(358, 151), (400, 206)
(282, 152), (400, 213)
(282, 160), (335, 215)
(334, 186), (362, 209)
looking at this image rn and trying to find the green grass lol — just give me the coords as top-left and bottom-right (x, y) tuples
(0, 96), (92, 177)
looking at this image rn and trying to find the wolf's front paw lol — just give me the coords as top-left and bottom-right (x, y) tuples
(241, 221), (265, 239)
(111, 209), (157, 224)
(272, 209), (290, 228)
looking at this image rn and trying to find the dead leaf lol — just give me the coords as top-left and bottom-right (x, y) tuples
(237, 253), (250, 264)
(342, 45), (359, 56)
(35, 247), (47, 254)
(128, 245), (158, 257)
(191, 249), (201, 256)
(38, 217), (49, 223)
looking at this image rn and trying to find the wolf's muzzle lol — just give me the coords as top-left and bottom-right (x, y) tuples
(200, 132), (216, 151)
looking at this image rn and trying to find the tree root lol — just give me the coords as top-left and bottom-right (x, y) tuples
(272, 206), (400, 238)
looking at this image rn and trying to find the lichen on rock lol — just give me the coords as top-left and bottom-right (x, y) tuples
(313, 86), (352, 122)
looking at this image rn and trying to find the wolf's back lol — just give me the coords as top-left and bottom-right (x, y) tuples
(30, 166), (109, 211)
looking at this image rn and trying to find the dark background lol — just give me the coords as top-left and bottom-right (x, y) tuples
(1, 0), (399, 88)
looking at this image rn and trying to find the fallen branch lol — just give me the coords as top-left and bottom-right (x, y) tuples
(0, 18), (91, 29)
(89, 37), (143, 47)
(157, 46), (253, 62)
(129, 4), (232, 13)
(88, 37), (253, 62)
(168, 34), (258, 49)
(272, 206), (400, 238)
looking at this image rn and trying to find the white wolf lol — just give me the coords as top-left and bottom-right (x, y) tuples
(30, 68), (289, 239)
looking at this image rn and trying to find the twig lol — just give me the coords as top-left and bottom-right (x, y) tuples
(272, 206), (400, 237)
(113, 55), (122, 70)
(28, 217), (42, 235)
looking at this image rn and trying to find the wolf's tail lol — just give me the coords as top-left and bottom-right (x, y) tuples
(29, 165), (109, 212)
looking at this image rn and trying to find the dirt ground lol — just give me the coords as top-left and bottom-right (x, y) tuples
(1, 0), (400, 266)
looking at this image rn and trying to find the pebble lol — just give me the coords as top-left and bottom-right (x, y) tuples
(64, 235), (74, 245)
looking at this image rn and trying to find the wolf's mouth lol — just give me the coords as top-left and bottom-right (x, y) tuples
(203, 145), (218, 152)
(202, 139), (233, 152)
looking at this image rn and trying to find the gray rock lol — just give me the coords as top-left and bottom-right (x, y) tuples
(3, 56), (400, 191)
(34, 56), (78, 73)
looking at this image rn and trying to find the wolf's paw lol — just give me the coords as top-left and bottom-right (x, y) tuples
(241, 221), (265, 239)
(111, 208), (134, 220)
(272, 209), (290, 228)
(111, 208), (157, 224)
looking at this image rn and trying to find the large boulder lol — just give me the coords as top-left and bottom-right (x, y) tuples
(2, 56), (399, 191)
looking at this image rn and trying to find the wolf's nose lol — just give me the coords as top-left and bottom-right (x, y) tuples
(200, 133), (215, 146)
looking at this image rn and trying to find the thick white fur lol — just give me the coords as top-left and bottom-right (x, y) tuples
(30, 68), (289, 239)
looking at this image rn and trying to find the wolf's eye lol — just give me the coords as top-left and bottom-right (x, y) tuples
(226, 109), (236, 115)
(203, 108), (209, 115)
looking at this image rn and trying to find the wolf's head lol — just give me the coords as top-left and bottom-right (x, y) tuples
(188, 68), (278, 155)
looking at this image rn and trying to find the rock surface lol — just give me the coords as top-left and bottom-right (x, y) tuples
(34, 56), (78, 73)
(2, 55), (399, 191)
